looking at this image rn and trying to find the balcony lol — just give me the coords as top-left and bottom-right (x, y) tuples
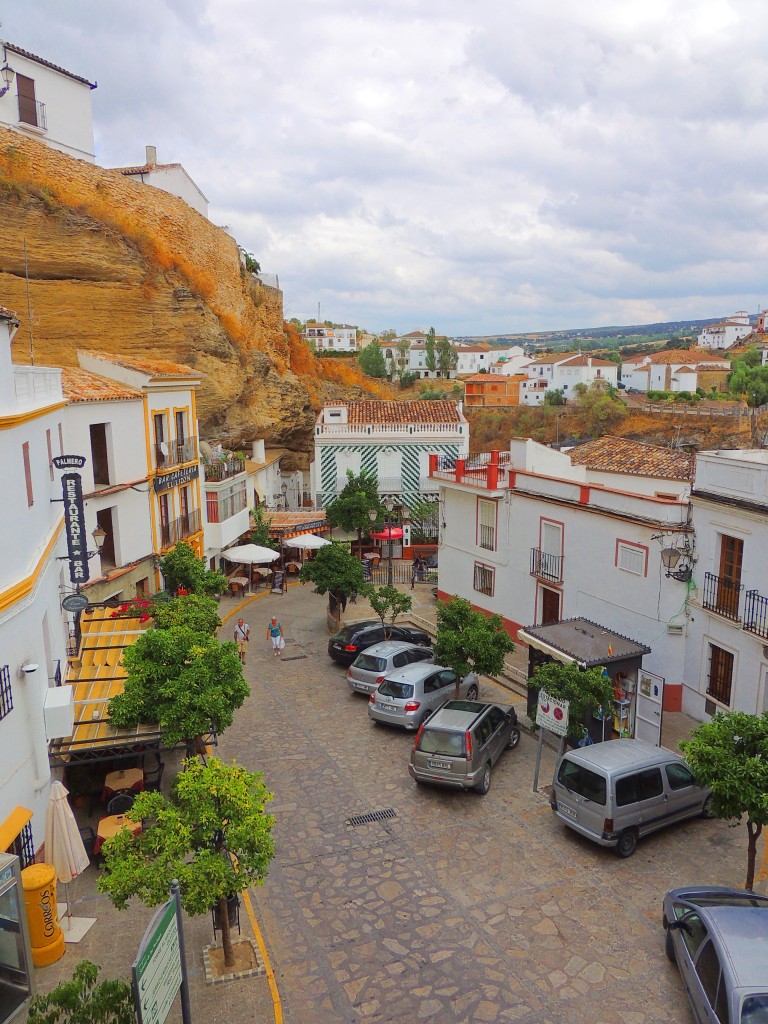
(744, 590), (768, 639)
(530, 547), (564, 583)
(19, 98), (47, 131)
(203, 457), (245, 482)
(702, 572), (743, 622)
(160, 508), (202, 548)
(155, 436), (198, 470)
(430, 451), (511, 491)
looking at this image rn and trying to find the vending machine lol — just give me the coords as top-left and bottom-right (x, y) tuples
(0, 853), (34, 1024)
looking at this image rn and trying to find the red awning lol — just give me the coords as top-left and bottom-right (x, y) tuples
(370, 526), (403, 540)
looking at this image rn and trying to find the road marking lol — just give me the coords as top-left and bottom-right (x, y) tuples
(220, 580), (302, 624)
(242, 888), (283, 1024)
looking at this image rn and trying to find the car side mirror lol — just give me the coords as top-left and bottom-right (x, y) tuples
(666, 919), (694, 936)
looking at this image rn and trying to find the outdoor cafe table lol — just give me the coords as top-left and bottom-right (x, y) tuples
(102, 767), (144, 802)
(227, 575), (250, 596)
(94, 813), (141, 856)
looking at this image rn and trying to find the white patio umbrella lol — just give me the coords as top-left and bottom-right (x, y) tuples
(222, 543), (280, 564)
(284, 533), (331, 550)
(45, 781), (94, 941)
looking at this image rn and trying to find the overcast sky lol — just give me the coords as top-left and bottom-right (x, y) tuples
(4, 1), (768, 336)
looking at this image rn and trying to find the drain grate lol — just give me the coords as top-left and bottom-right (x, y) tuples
(346, 808), (397, 828)
(281, 654), (308, 662)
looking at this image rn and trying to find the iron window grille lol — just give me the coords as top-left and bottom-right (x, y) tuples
(0, 665), (13, 721)
(10, 822), (35, 869)
(473, 562), (495, 597)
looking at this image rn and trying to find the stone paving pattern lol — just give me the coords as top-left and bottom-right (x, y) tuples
(39, 581), (755, 1024)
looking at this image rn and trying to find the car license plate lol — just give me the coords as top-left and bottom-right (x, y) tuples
(428, 759), (451, 770)
(558, 804), (577, 821)
(378, 702), (397, 712)
(354, 683), (369, 692)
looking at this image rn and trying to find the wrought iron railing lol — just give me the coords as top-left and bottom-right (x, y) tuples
(155, 436), (198, 470)
(0, 665), (13, 721)
(203, 458), (245, 482)
(702, 572), (743, 622)
(19, 97), (47, 130)
(743, 590), (768, 639)
(479, 524), (496, 551)
(160, 508), (202, 548)
(530, 548), (564, 583)
(51, 659), (62, 687)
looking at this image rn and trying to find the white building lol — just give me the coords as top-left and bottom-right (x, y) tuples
(431, 436), (695, 732)
(113, 146), (209, 219)
(0, 42), (96, 162)
(520, 353), (618, 404)
(683, 450), (768, 720)
(455, 344), (494, 375)
(489, 347), (528, 375)
(621, 350), (730, 393)
(697, 312), (752, 350)
(304, 322), (358, 353)
(0, 307), (69, 860)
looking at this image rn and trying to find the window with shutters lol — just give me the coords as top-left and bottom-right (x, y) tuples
(473, 561), (495, 597)
(17, 74), (45, 129)
(616, 540), (647, 576)
(22, 442), (33, 506)
(707, 644), (734, 707)
(477, 499), (496, 551)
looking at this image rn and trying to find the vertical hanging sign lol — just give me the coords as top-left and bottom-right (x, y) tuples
(54, 457), (90, 586)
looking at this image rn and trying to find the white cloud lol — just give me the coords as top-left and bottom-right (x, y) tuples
(3, 0), (768, 334)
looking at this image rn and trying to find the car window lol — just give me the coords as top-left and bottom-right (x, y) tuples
(741, 995), (768, 1023)
(557, 760), (607, 805)
(418, 729), (465, 756)
(695, 940), (722, 1015)
(616, 774), (639, 807)
(637, 768), (664, 799)
(487, 707), (505, 731)
(408, 649), (431, 664)
(438, 670), (457, 688)
(355, 654), (386, 672)
(474, 717), (493, 746)
(392, 653), (409, 668)
(378, 680), (414, 699)
(672, 907), (709, 958)
(363, 627), (385, 643)
(666, 763), (696, 790)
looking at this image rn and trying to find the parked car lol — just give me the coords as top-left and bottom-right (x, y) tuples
(367, 663), (478, 730)
(662, 886), (768, 1023)
(409, 700), (520, 794)
(347, 641), (434, 696)
(551, 739), (712, 857)
(328, 620), (432, 666)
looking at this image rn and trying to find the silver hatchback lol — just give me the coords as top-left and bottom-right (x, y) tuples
(347, 641), (434, 696)
(367, 663), (479, 730)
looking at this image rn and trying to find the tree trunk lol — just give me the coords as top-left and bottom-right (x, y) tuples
(218, 894), (235, 967)
(746, 820), (762, 891)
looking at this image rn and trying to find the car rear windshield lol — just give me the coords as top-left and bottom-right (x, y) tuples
(557, 760), (607, 806)
(355, 654), (387, 672)
(417, 729), (466, 757)
(378, 680), (414, 699)
(741, 995), (768, 1022)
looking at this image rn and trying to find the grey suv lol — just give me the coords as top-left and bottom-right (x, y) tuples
(367, 664), (479, 729)
(347, 641), (434, 696)
(409, 700), (520, 794)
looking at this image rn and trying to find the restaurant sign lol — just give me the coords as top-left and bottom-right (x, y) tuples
(52, 455), (87, 470)
(154, 465), (199, 493)
(133, 898), (183, 1024)
(62, 472), (89, 585)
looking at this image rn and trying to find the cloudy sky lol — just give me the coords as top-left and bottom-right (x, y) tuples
(4, 1), (768, 335)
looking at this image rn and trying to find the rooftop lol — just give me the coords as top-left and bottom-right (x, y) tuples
(344, 400), (463, 425)
(263, 510), (329, 537)
(520, 617), (651, 668)
(5, 43), (96, 88)
(0, 305), (20, 324)
(567, 436), (695, 481)
(81, 351), (201, 380)
(114, 161), (183, 175)
(557, 354), (616, 368)
(61, 367), (143, 403)
(623, 349), (730, 366)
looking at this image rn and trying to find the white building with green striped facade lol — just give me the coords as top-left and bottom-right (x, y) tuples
(311, 400), (469, 526)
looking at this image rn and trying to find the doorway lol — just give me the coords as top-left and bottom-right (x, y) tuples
(540, 587), (560, 625)
(636, 671), (664, 746)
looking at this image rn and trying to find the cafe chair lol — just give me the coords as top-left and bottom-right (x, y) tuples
(107, 791), (135, 815)
(78, 825), (96, 859)
(144, 760), (165, 792)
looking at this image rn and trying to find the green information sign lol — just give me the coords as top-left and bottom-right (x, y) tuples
(133, 899), (183, 1024)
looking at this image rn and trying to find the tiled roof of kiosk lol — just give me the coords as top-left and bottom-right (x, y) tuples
(567, 436), (695, 481)
(344, 400), (461, 424)
(522, 617), (651, 668)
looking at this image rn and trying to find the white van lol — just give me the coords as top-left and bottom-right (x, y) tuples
(550, 739), (712, 857)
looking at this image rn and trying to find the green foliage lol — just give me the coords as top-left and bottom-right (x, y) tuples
(158, 542), (228, 597)
(357, 341), (387, 377)
(433, 598), (515, 686)
(680, 711), (768, 890)
(529, 662), (614, 740)
(408, 499), (440, 543)
(150, 593), (221, 635)
(425, 327), (437, 373)
(326, 470), (383, 553)
(572, 381), (627, 433)
(367, 586), (413, 633)
(544, 388), (566, 406)
(399, 371), (420, 389)
(298, 542), (367, 600)
(98, 758), (274, 964)
(109, 627), (248, 747)
(250, 505), (277, 549)
(239, 249), (261, 274)
(729, 349), (768, 406)
(26, 960), (135, 1024)
(436, 336), (458, 377)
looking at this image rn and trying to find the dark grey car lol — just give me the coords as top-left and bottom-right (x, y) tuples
(662, 886), (768, 1023)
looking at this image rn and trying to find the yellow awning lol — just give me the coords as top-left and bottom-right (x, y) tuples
(0, 806), (32, 851)
(517, 629), (578, 667)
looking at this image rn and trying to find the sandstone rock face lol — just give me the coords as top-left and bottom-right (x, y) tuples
(0, 130), (366, 460)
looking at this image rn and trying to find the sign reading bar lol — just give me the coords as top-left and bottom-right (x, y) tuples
(53, 455), (87, 470)
(62, 473), (89, 585)
(133, 898), (183, 1024)
(154, 465), (199, 493)
(536, 689), (570, 737)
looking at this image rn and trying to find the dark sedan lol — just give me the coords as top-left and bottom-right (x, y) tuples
(328, 619), (432, 666)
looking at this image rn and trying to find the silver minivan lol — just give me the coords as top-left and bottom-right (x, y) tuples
(551, 739), (712, 857)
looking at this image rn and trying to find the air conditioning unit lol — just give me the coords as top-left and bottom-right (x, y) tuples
(667, 623), (684, 636)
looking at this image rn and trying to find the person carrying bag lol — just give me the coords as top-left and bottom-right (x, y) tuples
(266, 615), (284, 657)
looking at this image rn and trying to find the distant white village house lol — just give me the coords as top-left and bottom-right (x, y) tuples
(304, 322), (358, 353)
(112, 145), (209, 219)
(697, 311), (752, 350)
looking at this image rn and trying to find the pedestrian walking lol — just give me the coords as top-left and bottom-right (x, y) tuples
(266, 615), (283, 657)
(234, 617), (250, 664)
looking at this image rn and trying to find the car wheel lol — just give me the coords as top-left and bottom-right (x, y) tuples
(475, 763), (491, 795)
(663, 917), (676, 963)
(615, 829), (638, 858)
(466, 684), (479, 701)
(508, 727), (521, 749)
(701, 794), (716, 819)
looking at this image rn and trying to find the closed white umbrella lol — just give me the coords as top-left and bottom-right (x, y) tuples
(284, 533), (331, 550)
(222, 543), (280, 564)
(45, 781), (94, 941)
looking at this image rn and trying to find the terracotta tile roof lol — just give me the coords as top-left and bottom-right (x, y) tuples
(557, 354), (616, 368)
(529, 352), (579, 364)
(456, 344), (492, 353)
(61, 367), (143, 403)
(344, 400), (462, 424)
(0, 305), (20, 323)
(568, 436), (694, 481)
(5, 43), (96, 88)
(114, 162), (183, 175)
(83, 351), (201, 379)
(623, 349), (729, 366)
(263, 510), (329, 537)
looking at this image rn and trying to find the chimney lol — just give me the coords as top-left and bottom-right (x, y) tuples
(252, 439), (266, 462)
(145, 145), (157, 167)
